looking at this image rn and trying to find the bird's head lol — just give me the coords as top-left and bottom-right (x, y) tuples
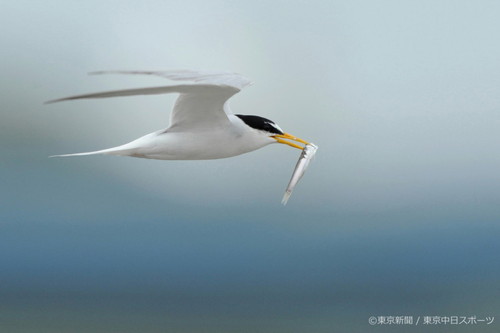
(235, 114), (309, 149)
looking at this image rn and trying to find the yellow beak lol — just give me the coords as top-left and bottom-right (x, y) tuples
(272, 133), (310, 150)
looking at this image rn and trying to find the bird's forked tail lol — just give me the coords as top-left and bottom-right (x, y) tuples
(49, 144), (137, 158)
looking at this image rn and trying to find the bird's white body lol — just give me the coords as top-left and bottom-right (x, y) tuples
(96, 115), (276, 160)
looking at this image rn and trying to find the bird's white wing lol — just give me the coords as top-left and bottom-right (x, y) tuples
(90, 69), (253, 91)
(45, 84), (221, 103)
(46, 74), (246, 131)
(88, 70), (254, 130)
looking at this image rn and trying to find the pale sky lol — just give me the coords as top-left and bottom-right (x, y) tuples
(2, 0), (500, 215)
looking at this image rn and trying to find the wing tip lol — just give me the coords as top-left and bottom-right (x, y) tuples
(88, 70), (152, 76)
(44, 97), (72, 104)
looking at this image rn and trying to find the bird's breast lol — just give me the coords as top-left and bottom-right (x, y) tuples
(135, 126), (273, 160)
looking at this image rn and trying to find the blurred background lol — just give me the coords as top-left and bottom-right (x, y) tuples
(1, 0), (500, 332)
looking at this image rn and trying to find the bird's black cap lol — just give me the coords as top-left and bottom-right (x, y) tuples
(235, 114), (284, 135)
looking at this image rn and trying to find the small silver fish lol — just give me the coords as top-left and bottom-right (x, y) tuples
(282, 143), (318, 205)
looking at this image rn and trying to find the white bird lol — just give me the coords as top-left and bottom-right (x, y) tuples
(46, 70), (310, 160)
